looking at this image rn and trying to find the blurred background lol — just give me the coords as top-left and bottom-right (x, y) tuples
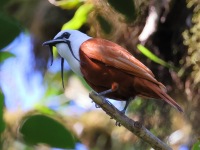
(0, 0), (200, 149)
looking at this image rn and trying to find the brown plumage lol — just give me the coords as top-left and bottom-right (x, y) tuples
(80, 38), (183, 112)
(43, 30), (183, 113)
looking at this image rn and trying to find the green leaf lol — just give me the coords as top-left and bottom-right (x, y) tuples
(0, 51), (15, 63)
(107, 0), (136, 21)
(62, 3), (93, 30)
(19, 114), (75, 148)
(0, 90), (5, 134)
(55, 0), (81, 10)
(192, 141), (200, 150)
(0, 13), (21, 50)
(137, 44), (176, 70)
(35, 106), (56, 116)
(0, 0), (10, 9)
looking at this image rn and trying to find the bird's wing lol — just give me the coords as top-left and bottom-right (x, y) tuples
(80, 38), (165, 89)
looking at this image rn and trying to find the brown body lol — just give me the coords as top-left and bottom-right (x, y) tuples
(80, 38), (182, 112)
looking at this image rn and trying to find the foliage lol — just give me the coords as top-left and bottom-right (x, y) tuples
(192, 140), (200, 150)
(50, 0), (81, 10)
(0, 51), (15, 63)
(183, 0), (200, 85)
(62, 3), (93, 30)
(0, 90), (5, 135)
(137, 44), (176, 70)
(19, 114), (75, 148)
(0, 13), (21, 50)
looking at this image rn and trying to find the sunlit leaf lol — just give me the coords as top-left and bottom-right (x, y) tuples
(54, 0), (81, 10)
(0, 13), (21, 50)
(192, 141), (200, 150)
(137, 44), (176, 70)
(35, 106), (56, 116)
(19, 114), (75, 148)
(62, 3), (93, 30)
(0, 90), (5, 134)
(0, 51), (15, 63)
(107, 0), (136, 21)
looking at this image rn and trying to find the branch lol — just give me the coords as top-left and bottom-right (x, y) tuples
(89, 91), (172, 150)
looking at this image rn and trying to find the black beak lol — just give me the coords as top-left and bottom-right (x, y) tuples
(43, 39), (66, 88)
(42, 39), (66, 46)
(43, 39), (67, 66)
(43, 38), (80, 89)
(43, 38), (80, 65)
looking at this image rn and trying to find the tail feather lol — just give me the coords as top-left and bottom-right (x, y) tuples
(155, 89), (183, 112)
(134, 77), (183, 112)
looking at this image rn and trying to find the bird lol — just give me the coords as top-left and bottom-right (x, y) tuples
(43, 30), (183, 113)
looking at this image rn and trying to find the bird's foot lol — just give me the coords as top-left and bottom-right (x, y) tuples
(95, 104), (100, 108)
(91, 90), (124, 126)
(114, 110), (127, 127)
(106, 99), (114, 107)
(115, 121), (121, 127)
(91, 90), (107, 107)
(98, 89), (113, 96)
(105, 112), (120, 126)
(120, 98), (133, 115)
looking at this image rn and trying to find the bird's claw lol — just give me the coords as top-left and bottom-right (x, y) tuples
(115, 121), (121, 126)
(106, 100), (113, 106)
(92, 90), (122, 126)
(95, 103), (100, 108)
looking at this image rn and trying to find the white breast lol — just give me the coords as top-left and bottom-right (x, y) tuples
(55, 31), (91, 76)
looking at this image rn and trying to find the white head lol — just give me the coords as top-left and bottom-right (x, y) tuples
(43, 30), (92, 76)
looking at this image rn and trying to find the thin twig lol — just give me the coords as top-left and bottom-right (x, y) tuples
(89, 91), (172, 150)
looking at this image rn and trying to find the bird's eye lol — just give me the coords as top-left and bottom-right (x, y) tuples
(62, 32), (70, 39)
